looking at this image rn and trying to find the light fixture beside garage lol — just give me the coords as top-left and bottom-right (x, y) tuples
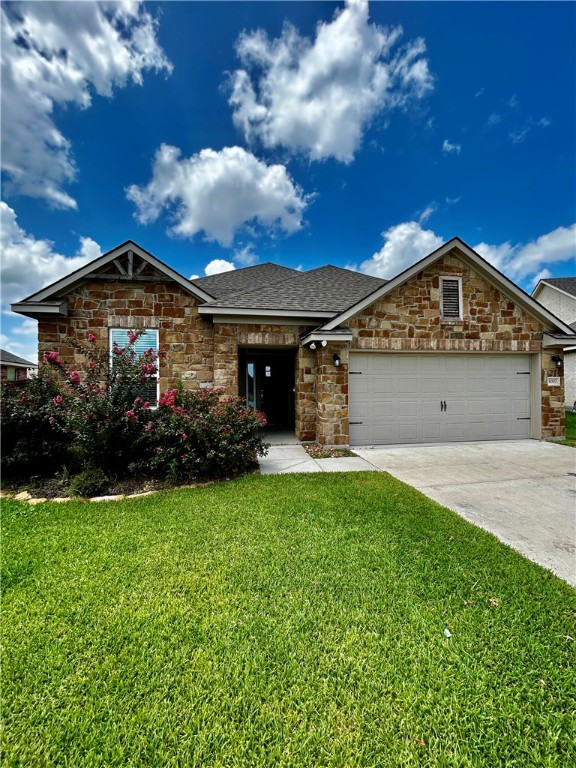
(309, 342), (316, 350)
(333, 353), (341, 367)
(551, 355), (563, 369)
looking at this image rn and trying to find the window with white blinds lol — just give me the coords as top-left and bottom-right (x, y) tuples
(109, 328), (159, 405)
(440, 277), (462, 319)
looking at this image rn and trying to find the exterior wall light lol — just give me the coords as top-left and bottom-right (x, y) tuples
(321, 340), (328, 347)
(309, 342), (317, 350)
(551, 355), (563, 369)
(333, 353), (341, 367)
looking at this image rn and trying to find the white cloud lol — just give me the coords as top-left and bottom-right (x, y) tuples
(0, 201), (101, 310)
(509, 116), (551, 144)
(361, 221), (576, 287)
(442, 139), (461, 155)
(508, 94), (519, 109)
(127, 145), (307, 247)
(204, 259), (236, 276)
(474, 87), (485, 98)
(486, 112), (502, 127)
(475, 224), (576, 282)
(1, 1), (171, 208)
(233, 243), (259, 266)
(418, 203), (436, 224)
(228, 0), (433, 163)
(529, 268), (553, 290)
(445, 195), (462, 205)
(361, 221), (444, 278)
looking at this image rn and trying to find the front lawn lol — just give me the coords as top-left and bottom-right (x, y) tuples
(564, 409), (576, 447)
(2, 474), (575, 766)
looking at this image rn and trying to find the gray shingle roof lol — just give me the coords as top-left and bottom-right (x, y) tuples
(0, 349), (37, 367)
(542, 277), (576, 297)
(204, 265), (387, 313)
(192, 263), (299, 299)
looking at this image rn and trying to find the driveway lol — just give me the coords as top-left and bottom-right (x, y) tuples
(354, 440), (576, 587)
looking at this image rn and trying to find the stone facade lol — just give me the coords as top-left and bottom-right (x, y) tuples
(38, 274), (214, 393)
(35, 250), (566, 444)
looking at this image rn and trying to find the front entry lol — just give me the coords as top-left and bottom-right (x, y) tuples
(239, 349), (296, 428)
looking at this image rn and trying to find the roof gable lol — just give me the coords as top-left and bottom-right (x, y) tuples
(532, 277), (576, 301)
(14, 241), (213, 309)
(321, 237), (575, 336)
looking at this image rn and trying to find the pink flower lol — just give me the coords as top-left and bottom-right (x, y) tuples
(87, 361), (97, 370)
(182, 433), (187, 440)
(144, 422), (152, 432)
(69, 371), (81, 385)
(143, 401), (150, 409)
(134, 397), (142, 404)
(144, 347), (154, 358)
(128, 332), (138, 345)
(88, 334), (96, 343)
(113, 344), (124, 356)
(52, 395), (63, 406)
(43, 351), (60, 362)
(125, 410), (135, 417)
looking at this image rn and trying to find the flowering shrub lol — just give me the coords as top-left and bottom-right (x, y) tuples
(1, 331), (158, 477)
(137, 386), (269, 481)
(1, 369), (71, 477)
(2, 333), (269, 485)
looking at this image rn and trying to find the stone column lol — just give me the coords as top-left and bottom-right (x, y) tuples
(316, 344), (349, 446)
(542, 349), (565, 438)
(213, 323), (239, 395)
(295, 345), (317, 441)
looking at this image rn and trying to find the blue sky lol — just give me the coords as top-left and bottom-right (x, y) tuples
(2, 0), (575, 363)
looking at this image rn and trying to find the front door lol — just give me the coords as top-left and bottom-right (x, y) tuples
(241, 351), (295, 427)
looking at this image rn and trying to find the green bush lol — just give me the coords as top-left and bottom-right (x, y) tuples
(1, 372), (71, 477)
(137, 387), (269, 482)
(2, 334), (269, 486)
(68, 469), (109, 498)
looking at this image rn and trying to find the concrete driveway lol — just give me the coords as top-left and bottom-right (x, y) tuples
(354, 440), (576, 587)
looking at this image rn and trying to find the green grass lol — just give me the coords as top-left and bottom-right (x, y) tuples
(564, 410), (576, 447)
(2, 474), (575, 767)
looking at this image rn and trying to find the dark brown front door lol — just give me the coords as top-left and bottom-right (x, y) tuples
(240, 350), (295, 427)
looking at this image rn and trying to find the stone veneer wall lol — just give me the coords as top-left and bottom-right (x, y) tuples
(295, 345), (317, 441)
(38, 279), (214, 392)
(344, 251), (564, 440)
(315, 344), (349, 446)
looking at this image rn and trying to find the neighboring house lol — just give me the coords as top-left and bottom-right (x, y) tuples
(11, 238), (576, 445)
(0, 349), (37, 383)
(531, 278), (576, 407)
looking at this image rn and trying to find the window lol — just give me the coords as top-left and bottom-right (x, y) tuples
(109, 328), (159, 405)
(7, 366), (16, 381)
(440, 277), (462, 319)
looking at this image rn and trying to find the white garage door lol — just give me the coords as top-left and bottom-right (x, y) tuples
(348, 353), (531, 446)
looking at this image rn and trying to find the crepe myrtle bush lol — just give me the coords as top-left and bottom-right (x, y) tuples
(1, 368), (71, 477)
(1, 331), (159, 477)
(137, 385), (269, 482)
(2, 332), (269, 483)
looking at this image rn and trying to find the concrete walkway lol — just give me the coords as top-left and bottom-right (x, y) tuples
(258, 432), (377, 474)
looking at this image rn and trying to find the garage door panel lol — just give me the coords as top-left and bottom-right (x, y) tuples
(348, 353), (532, 446)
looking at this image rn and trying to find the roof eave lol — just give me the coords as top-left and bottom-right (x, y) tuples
(198, 305), (335, 320)
(11, 300), (68, 319)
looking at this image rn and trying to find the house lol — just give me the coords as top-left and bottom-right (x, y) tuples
(0, 349), (37, 383)
(531, 277), (576, 408)
(11, 237), (576, 445)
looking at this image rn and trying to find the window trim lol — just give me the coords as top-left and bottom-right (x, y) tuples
(109, 328), (160, 406)
(439, 276), (463, 320)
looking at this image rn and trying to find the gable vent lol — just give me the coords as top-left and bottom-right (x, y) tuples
(441, 278), (461, 318)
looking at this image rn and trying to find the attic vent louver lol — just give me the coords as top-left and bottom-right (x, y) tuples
(441, 278), (461, 318)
